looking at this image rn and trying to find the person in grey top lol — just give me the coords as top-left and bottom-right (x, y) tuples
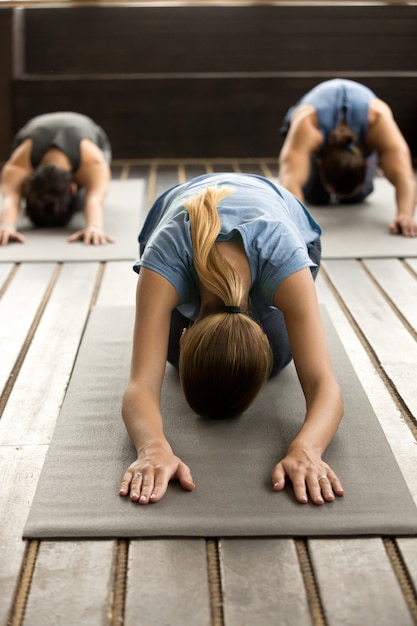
(0, 112), (114, 246)
(279, 79), (416, 237)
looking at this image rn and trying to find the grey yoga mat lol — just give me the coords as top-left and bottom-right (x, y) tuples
(306, 175), (417, 259)
(0, 179), (146, 262)
(24, 305), (417, 539)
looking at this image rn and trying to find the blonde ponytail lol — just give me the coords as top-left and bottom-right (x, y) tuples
(180, 185), (272, 419)
(184, 186), (243, 308)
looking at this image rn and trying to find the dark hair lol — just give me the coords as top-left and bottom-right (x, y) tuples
(179, 187), (272, 419)
(320, 124), (366, 196)
(22, 164), (77, 227)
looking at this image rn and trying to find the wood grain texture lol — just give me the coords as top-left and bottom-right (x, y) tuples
(24, 540), (115, 626)
(126, 540), (212, 626)
(309, 539), (414, 626)
(0, 159), (416, 624)
(220, 539), (313, 626)
(0, 263), (99, 445)
(0, 263), (57, 396)
(324, 259), (417, 418)
(7, 4), (417, 157)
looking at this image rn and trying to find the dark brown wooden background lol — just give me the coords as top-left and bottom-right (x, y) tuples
(0, 4), (416, 159)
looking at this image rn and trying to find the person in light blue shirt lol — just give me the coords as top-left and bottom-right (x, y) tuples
(120, 173), (344, 509)
(279, 79), (417, 236)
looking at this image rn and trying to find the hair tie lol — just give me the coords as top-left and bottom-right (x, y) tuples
(343, 141), (354, 152)
(224, 305), (241, 314)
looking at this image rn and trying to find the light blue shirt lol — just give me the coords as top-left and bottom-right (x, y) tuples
(284, 78), (376, 156)
(134, 173), (321, 319)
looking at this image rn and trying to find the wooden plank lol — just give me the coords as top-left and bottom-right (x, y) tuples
(309, 539), (414, 626)
(363, 259), (417, 333)
(0, 263), (99, 446)
(234, 161), (265, 176)
(184, 163), (209, 181)
(315, 278), (414, 626)
(95, 261), (137, 307)
(0, 263), (14, 288)
(154, 165), (180, 200)
(220, 539), (313, 625)
(323, 259), (417, 419)
(24, 540), (115, 626)
(406, 258), (417, 275)
(397, 538), (417, 591)
(209, 161), (237, 173)
(0, 263), (56, 397)
(0, 444), (48, 624)
(125, 539), (211, 626)
(316, 273), (417, 502)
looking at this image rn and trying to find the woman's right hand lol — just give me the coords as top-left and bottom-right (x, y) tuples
(0, 225), (25, 246)
(119, 443), (195, 504)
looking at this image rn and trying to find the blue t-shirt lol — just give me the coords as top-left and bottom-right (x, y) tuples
(283, 78), (376, 157)
(134, 173), (321, 319)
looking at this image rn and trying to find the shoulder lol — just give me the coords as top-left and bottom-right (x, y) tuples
(290, 105), (319, 131)
(281, 109), (322, 154)
(7, 138), (33, 167)
(78, 138), (109, 167)
(368, 98), (393, 125)
(1, 140), (33, 185)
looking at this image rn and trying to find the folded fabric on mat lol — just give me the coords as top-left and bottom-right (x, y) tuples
(24, 305), (417, 539)
(306, 176), (417, 259)
(0, 179), (146, 263)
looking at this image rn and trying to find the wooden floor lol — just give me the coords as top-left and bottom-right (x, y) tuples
(1, 159), (417, 626)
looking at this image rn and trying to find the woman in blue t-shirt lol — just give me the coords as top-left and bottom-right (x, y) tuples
(279, 79), (416, 237)
(120, 173), (344, 508)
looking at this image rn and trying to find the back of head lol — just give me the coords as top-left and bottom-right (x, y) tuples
(179, 186), (272, 419)
(23, 164), (76, 227)
(321, 124), (366, 196)
(180, 310), (272, 419)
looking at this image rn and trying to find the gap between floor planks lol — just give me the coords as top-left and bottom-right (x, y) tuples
(1, 160), (417, 625)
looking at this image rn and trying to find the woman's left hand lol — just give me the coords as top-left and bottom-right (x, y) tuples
(389, 215), (417, 237)
(272, 446), (344, 505)
(68, 226), (115, 246)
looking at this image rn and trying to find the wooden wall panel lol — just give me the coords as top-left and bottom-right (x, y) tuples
(23, 6), (417, 74)
(6, 4), (417, 158)
(13, 76), (417, 159)
(0, 9), (13, 160)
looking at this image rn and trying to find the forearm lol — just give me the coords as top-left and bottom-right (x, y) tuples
(278, 159), (307, 203)
(122, 380), (171, 455)
(83, 195), (105, 228)
(289, 379), (343, 456)
(0, 196), (20, 227)
(394, 175), (417, 220)
(120, 378), (195, 503)
(272, 378), (344, 504)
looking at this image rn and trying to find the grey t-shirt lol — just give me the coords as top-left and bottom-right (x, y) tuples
(12, 112), (111, 171)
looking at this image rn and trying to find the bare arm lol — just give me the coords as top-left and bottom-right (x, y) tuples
(272, 268), (344, 505)
(278, 111), (322, 201)
(0, 162), (29, 245)
(119, 268), (195, 504)
(367, 101), (417, 237)
(68, 140), (114, 245)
